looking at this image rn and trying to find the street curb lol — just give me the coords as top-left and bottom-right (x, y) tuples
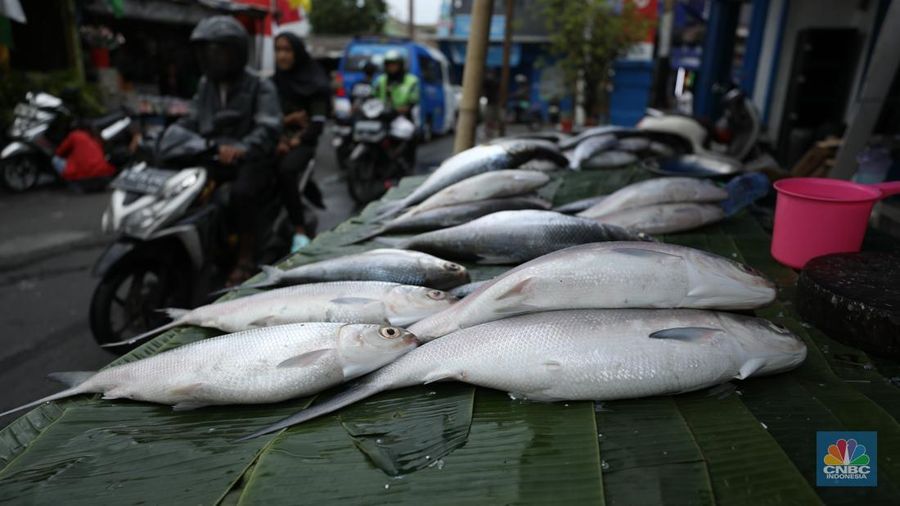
(0, 234), (110, 273)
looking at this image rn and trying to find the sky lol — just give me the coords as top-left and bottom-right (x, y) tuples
(385, 0), (442, 25)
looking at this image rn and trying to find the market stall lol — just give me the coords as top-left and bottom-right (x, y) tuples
(0, 163), (898, 504)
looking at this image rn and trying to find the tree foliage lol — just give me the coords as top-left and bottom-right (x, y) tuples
(539, 0), (652, 120)
(309, 0), (388, 35)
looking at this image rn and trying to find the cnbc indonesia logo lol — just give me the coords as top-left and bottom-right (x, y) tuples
(817, 432), (877, 487)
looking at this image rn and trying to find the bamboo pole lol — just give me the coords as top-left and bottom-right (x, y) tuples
(453, 0), (494, 153)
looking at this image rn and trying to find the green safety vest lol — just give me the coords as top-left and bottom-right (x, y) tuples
(374, 73), (420, 109)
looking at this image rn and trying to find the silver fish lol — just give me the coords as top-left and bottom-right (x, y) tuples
(553, 195), (608, 214)
(593, 203), (726, 234)
(398, 170), (550, 219)
(240, 309), (805, 439)
(1, 323), (417, 418)
(580, 150), (638, 170)
(578, 177), (728, 219)
(105, 281), (456, 347)
(384, 210), (648, 265)
(448, 279), (492, 298)
(615, 137), (651, 153)
(350, 196), (551, 244)
(409, 241), (776, 341)
(566, 134), (617, 169)
(378, 140), (566, 217)
(220, 249), (470, 292)
(558, 126), (633, 150)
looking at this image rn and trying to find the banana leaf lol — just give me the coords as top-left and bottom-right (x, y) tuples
(2, 165), (899, 505)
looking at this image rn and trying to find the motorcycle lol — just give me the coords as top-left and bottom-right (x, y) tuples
(0, 91), (133, 192)
(344, 97), (415, 204)
(332, 81), (376, 172)
(88, 124), (305, 348)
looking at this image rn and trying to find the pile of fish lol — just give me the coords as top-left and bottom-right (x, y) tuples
(1, 139), (804, 450)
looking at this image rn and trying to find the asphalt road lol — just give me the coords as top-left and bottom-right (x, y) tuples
(0, 128), (455, 427)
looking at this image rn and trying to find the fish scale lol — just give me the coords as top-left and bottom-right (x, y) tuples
(239, 309), (806, 440)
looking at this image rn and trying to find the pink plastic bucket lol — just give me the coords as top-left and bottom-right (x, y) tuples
(772, 178), (900, 268)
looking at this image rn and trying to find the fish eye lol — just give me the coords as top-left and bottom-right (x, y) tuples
(427, 290), (447, 300)
(379, 326), (402, 339)
(445, 262), (462, 271)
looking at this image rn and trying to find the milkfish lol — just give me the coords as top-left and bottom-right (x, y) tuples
(377, 140), (566, 217)
(396, 170), (551, 219)
(379, 210), (648, 265)
(216, 249), (470, 293)
(553, 195), (608, 214)
(566, 134), (617, 169)
(347, 196), (551, 244)
(408, 241), (776, 341)
(577, 177), (728, 219)
(1, 323), (417, 418)
(591, 203), (726, 234)
(105, 281), (456, 347)
(239, 309), (805, 440)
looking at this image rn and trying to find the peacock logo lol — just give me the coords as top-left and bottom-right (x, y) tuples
(823, 439), (870, 466)
(818, 432), (877, 487)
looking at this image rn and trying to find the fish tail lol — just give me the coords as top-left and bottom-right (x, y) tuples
(372, 236), (408, 248)
(100, 318), (184, 348)
(340, 226), (387, 246)
(234, 381), (384, 442)
(208, 266), (281, 296)
(160, 308), (190, 320)
(374, 200), (407, 220)
(0, 374), (94, 418)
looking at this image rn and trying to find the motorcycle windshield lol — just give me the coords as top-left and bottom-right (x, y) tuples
(155, 124), (209, 163)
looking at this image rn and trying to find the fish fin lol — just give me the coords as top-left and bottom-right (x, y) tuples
(423, 370), (463, 384)
(543, 360), (563, 370)
(648, 327), (722, 342)
(611, 247), (683, 260)
(340, 226), (387, 246)
(246, 315), (278, 328)
(235, 381), (386, 442)
(172, 401), (208, 411)
(0, 383), (91, 418)
(277, 349), (336, 369)
(330, 297), (379, 305)
(494, 277), (534, 301)
(47, 371), (95, 388)
(159, 308), (190, 320)
(735, 358), (767, 380)
(100, 319), (184, 348)
(169, 383), (204, 397)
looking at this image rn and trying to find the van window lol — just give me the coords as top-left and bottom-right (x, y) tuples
(418, 56), (443, 84)
(346, 44), (409, 72)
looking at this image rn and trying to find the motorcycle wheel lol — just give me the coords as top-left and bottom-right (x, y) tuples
(1, 155), (41, 192)
(89, 256), (190, 350)
(347, 153), (388, 205)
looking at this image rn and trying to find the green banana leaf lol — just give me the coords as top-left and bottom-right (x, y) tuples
(1, 164), (899, 505)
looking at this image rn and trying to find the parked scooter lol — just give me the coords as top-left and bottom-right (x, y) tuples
(344, 96), (416, 204)
(88, 124), (307, 348)
(0, 91), (133, 192)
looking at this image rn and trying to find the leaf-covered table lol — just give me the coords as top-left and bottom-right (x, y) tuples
(1, 166), (898, 505)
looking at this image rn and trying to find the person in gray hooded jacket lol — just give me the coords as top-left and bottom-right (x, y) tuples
(179, 16), (283, 285)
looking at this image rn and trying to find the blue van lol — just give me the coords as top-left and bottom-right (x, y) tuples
(335, 37), (457, 138)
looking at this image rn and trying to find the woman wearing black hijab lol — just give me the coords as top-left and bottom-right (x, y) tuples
(272, 32), (331, 251)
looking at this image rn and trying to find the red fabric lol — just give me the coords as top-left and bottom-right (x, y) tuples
(55, 130), (115, 180)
